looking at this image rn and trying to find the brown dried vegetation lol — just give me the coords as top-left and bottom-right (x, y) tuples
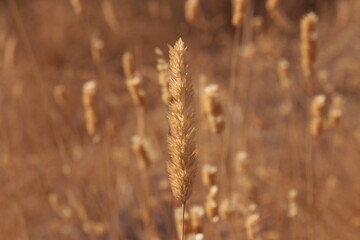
(0, 0), (359, 240)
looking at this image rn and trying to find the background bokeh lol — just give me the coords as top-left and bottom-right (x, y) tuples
(0, 0), (359, 239)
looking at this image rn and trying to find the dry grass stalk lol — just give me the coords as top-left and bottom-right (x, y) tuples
(123, 51), (146, 137)
(122, 52), (146, 107)
(206, 185), (219, 200)
(277, 59), (291, 90)
(288, 189), (298, 218)
(310, 94), (326, 118)
(203, 84), (225, 134)
(167, 38), (197, 204)
(187, 234), (205, 240)
(327, 109), (342, 127)
(132, 135), (152, 170)
(199, 74), (208, 115)
(309, 94), (326, 136)
(167, 38), (197, 240)
(155, 48), (173, 104)
(82, 81), (98, 136)
(126, 76), (146, 107)
(190, 205), (205, 234)
(208, 116), (225, 135)
(234, 152), (258, 204)
(2, 1), (359, 240)
(232, 0), (249, 28)
(219, 198), (237, 220)
(235, 151), (249, 174)
(70, 0), (83, 16)
(301, 12), (318, 78)
(3, 36), (17, 70)
(202, 164), (217, 187)
(102, 0), (121, 34)
(326, 94), (343, 128)
(245, 212), (261, 240)
(203, 182), (219, 223)
(175, 207), (191, 240)
(185, 0), (200, 24)
(317, 69), (336, 93)
(66, 190), (108, 238)
(266, 0), (293, 32)
(122, 51), (136, 80)
(205, 198), (219, 222)
(310, 117), (323, 136)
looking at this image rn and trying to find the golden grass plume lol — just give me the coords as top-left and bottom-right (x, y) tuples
(167, 38), (197, 203)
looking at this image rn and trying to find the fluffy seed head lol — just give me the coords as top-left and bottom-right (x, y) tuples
(167, 38), (197, 203)
(205, 199), (219, 222)
(84, 107), (97, 136)
(201, 164), (217, 187)
(301, 12), (319, 77)
(310, 94), (326, 118)
(277, 59), (291, 90)
(82, 81), (98, 136)
(203, 84), (225, 134)
(245, 213), (261, 240)
(102, 0), (121, 34)
(266, 0), (293, 32)
(132, 136), (152, 170)
(82, 81), (97, 107)
(190, 205), (205, 234)
(185, 0), (200, 24)
(327, 94), (343, 128)
(155, 48), (173, 104)
(208, 116), (225, 134)
(126, 76), (146, 107)
(328, 109), (342, 127)
(235, 151), (249, 174)
(206, 185), (219, 200)
(232, 0), (249, 28)
(203, 84), (222, 116)
(219, 198), (237, 220)
(288, 189), (298, 218)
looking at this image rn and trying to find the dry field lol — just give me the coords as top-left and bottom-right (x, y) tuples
(0, 0), (359, 239)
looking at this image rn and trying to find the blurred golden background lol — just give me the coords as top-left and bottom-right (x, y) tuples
(0, 0), (359, 239)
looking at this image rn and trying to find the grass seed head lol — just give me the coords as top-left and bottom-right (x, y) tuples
(167, 38), (197, 203)
(232, 0), (249, 28)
